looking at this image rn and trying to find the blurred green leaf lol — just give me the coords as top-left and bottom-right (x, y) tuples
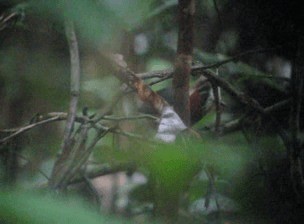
(0, 190), (130, 224)
(148, 143), (198, 191)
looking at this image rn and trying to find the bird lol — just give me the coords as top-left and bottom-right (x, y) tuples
(139, 76), (214, 125)
(189, 77), (213, 124)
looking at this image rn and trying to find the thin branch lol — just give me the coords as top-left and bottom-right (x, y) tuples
(0, 11), (19, 31)
(139, 48), (281, 80)
(49, 16), (81, 190)
(2, 59), (286, 145)
(211, 69), (222, 134)
(0, 113), (152, 157)
(197, 69), (266, 113)
(60, 18), (81, 153)
(93, 86), (129, 123)
(139, 63), (271, 116)
(220, 117), (244, 134)
(102, 114), (158, 121)
(264, 98), (291, 114)
(54, 121), (90, 189)
(0, 115), (64, 144)
(148, 74), (172, 86)
(147, 0), (178, 20)
(289, 37), (304, 196)
(137, 68), (174, 80)
(0, 112), (94, 145)
(196, 48), (280, 70)
(140, 65), (266, 113)
(290, 47), (303, 154)
(219, 99), (291, 135)
(83, 175), (102, 206)
(110, 129), (151, 141)
(205, 168), (221, 212)
(212, 0), (223, 31)
(62, 128), (110, 185)
(93, 122), (154, 142)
